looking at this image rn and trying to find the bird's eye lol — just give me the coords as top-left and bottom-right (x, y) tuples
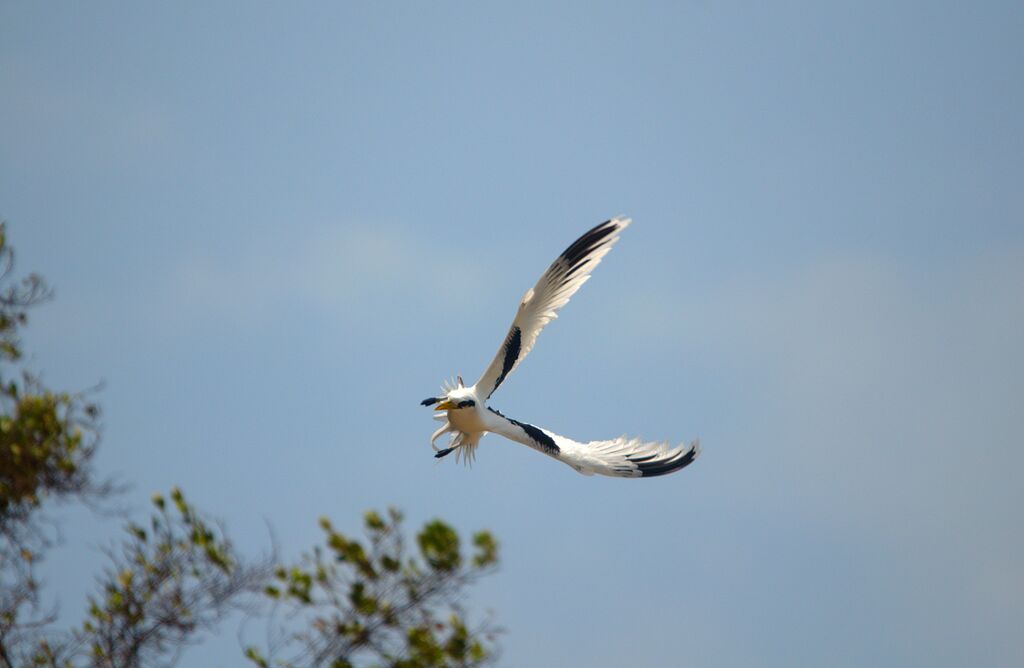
(457, 399), (476, 408)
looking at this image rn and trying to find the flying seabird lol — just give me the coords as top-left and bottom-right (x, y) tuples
(422, 218), (700, 478)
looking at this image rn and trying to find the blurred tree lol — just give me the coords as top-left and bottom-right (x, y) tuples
(0, 224), (500, 667)
(246, 509), (499, 668)
(0, 222), (109, 666)
(22, 487), (265, 668)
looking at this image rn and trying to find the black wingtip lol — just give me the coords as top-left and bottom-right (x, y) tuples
(629, 444), (700, 478)
(421, 397), (439, 406)
(558, 219), (622, 272)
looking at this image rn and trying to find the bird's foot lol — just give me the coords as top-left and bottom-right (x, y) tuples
(434, 446), (455, 459)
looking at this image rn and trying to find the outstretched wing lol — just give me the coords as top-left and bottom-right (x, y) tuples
(567, 435), (701, 478)
(485, 407), (700, 478)
(474, 217), (631, 399)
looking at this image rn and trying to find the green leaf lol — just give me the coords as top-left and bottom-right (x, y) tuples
(417, 520), (461, 572)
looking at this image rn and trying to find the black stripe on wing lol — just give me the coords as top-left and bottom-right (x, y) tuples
(487, 326), (521, 398)
(626, 445), (699, 478)
(487, 407), (560, 455)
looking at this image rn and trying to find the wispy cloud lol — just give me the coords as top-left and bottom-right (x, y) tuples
(152, 223), (489, 333)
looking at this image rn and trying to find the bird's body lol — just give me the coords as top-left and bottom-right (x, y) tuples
(422, 218), (700, 479)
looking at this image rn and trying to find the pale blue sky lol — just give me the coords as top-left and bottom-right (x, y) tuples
(2, 2), (1022, 666)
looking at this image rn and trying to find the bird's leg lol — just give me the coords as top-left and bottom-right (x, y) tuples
(421, 397), (441, 406)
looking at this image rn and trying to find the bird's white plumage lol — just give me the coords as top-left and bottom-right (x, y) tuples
(423, 217), (700, 479)
(482, 408), (701, 478)
(475, 217), (630, 399)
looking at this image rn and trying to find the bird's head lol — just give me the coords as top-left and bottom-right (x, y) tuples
(434, 388), (477, 412)
(420, 375), (478, 411)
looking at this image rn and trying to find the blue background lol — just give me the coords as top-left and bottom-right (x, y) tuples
(2, 2), (1022, 665)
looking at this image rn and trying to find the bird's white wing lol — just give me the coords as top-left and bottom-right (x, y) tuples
(484, 407), (700, 478)
(474, 217), (631, 399)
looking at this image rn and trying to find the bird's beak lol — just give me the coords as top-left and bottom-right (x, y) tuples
(434, 399), (456, 411)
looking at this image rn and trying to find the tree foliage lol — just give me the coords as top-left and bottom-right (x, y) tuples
(0, 223), (500, 667)
(0, 222), (103, 524)
(78, 487), (266, 667)
(0, 222), (107, 667)
(15, 487), (262, 668)
(247, 509), (499, 667)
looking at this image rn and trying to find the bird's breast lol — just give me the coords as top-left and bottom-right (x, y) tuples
(447, 407), (488, 434)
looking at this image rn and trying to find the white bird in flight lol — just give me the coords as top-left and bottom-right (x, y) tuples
(422, 218), (700, 478)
